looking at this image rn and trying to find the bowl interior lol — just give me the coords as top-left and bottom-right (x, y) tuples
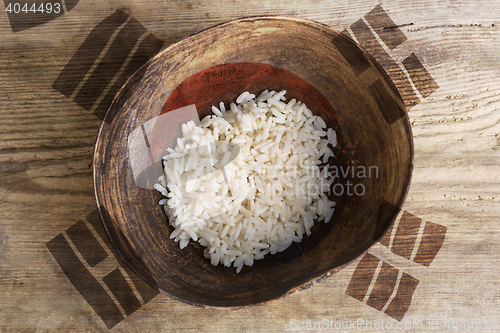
(93, 16), (413, 307)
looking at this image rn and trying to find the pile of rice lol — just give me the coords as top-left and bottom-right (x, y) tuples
(155, 90), (337, 273)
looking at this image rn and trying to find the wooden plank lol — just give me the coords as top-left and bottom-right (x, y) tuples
(0, 0), (499, 331)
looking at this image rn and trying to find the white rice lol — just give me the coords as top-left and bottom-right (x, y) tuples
(156, 90), (337, 273)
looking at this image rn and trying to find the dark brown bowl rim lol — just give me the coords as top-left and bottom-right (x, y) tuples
(93, 15), (414, 308)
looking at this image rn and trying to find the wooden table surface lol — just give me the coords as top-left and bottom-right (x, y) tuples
(1, 0), (499, 331)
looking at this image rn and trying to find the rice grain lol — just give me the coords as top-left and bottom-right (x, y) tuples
(156, 90), (337, 272)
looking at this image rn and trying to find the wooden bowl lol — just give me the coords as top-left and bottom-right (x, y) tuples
(93, 16), (413, 307)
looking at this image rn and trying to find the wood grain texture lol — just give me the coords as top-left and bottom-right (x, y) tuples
(0, 0), (499, 331)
